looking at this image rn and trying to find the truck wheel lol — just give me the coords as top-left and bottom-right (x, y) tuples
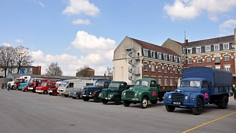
(64, 95), (68, 97)
(102, 99), (108, 104)
(123, 100), (130, 107)
(93, 93), (101, 102)
(165, 105), (175, 112)
(43, 90), (47, 94)
(114, 96), (121, 105)
(140, 97), (148, 109)
(150, 100), (157, 104)
(82, 97), (89, 101)
(192, 98), (203, 115)
(218, 95), (228, 109)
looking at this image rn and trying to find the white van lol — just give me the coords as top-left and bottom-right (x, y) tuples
(57, 79), (95, 97)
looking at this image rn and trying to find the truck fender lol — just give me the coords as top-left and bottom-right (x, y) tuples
(194, 95), (204, 107)
(92, 90), (101, 97)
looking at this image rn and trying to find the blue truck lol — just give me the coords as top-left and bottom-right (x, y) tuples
(164, 66), (233, 115)
(81, 79), (112, 102)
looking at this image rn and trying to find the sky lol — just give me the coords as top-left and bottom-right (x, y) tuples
(1, 0), (236, 76)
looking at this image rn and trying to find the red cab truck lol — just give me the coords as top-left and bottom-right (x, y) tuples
(48, 81), (62, 96)
(35, 79), (59, 94)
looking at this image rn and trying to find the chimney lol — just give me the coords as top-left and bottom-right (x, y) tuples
(234, 28), (236, 45)
(185, 39), (188, 46)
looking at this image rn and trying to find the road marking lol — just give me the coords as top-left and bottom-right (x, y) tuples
(182, 111), (236, 133)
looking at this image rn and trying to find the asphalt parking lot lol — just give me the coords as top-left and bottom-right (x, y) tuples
(0, 89), (235, 133)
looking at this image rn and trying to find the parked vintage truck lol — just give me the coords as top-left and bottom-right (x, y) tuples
(99, 81), (132, 105)
(163, 66), (233, 115)
(121, 78), (173, 109)
(48, 81), (62, 96)
(81, 79), (112, 102)
(35, 79), (59, 94)
(57, 79), (95, 97)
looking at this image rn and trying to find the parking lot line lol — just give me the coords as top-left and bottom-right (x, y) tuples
(182, 111), (236, 133)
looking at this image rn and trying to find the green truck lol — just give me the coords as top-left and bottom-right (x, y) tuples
(99, 81), (132, 105)
(121, 78), (174, 109)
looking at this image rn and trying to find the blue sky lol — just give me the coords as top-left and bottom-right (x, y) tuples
(1, 0), (236, 76)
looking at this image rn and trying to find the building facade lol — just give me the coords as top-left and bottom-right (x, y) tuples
(113, 36), (183, 89)
(183, 33), (236, 83)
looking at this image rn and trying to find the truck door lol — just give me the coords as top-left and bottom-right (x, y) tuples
(202, 81), (210, 103)
(150, 80), (158, 100)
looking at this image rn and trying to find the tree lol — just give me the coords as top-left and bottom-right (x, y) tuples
(0, 46), (15, 77)
(14, 46), (33, 74)
(45, 62), (63, 76)
(104, 67), (113, 77)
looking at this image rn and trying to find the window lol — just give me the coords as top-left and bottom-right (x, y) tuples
(205, 45), (211, 52)
(164, 66), (167, 73)
(214, 44), (219, 51)
(196, 47), (201, 53)
(164, 78), (167, 86)
(157, 52), (160, 59)
(158, 53), (162, 59)
(170, 78), (173, 85)
(175, 68), (177, 74)
(143, 62), (148, 71)
(202, 81), (208, 88)
(224, 65), (230, 72)
(187, 48), (192, 54)
(174, 56), (178, 63)
(151, 51), (155, 58)
(151, 63), (155, 72)
(215, 57), (220, 63)
(163, 54), (168, 61)
(158, 64), (161, 72)
(169, 66), (172, 73)
(223, 43), (229, 50)
(143, 49), (148, 56)
(169, 55), (173, 62)
(215, 65), (220, 69)
(197, 58), (202, 63)
(158, 77), (161, 85)
(206, 56), (211, 62)
(224, 55), (230, 61)
(188, 58), (192, 64)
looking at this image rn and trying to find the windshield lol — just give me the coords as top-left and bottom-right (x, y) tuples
(41, 81), (47, 86)
(135, 80), (149, 87)
(109, 83), (119, 88)
(180, 80), (200, 88)
(60, 82), (69, 87)
(55, 82), (61, 87)
(95, 81), (103, 87)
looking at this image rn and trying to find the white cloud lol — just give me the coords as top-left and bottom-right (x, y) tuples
(39, 1), (45, 8)
(15, 39), (23, 43)
(3, 43), (12, 47)
(219, 19), (236, 35)
(164, 0), (236, 20)
(72, 19), (90, 25)
(62, 0), (99, 16)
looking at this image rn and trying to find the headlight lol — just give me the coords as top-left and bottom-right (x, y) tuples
(123, 92), (126, 96)
(168, 95), (172, 99)
(185, 96), (188, 100)
(89, 92), (92, 95)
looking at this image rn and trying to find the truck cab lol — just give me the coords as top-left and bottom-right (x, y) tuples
(121, 78), (161, 109)
(81, 79), (111, 102)
(48, 81), (62, 96)
(35, 79), (58, 94)
(99, 81), (132, 105)
(164, 67), (233, 115)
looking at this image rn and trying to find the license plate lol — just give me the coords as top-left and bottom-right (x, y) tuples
(173, 102), (181, 104)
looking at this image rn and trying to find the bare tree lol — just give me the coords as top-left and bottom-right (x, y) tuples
(14, 46), (33, 74)
(45, 62), (63, 76)
(0, 46), (15, 77)
(104, 67), (113, 77)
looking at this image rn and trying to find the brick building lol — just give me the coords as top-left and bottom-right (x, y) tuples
(76, 67), (95, 77)
(113, 36), (183, 89)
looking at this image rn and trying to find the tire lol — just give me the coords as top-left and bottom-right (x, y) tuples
(82, 97), (89, 101)
(140, 97), (148, 109)
(64, 95), (68, 97)
(165, 105), (175, 112)
(123, 100), (130, 107)
(150, 99), (157, 104)
(72, 97), (76, 99)
(114, 96), (121, 105)
(43, 90), (47, 94)
(218, 95), (228, 109)
(102, 99), (108, 104)
(93, 93), (101, 102)
(192, 98), (203, 115)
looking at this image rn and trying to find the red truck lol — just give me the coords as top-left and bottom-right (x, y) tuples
(35, 79), (58, 94)
(48, 81), (62, 96)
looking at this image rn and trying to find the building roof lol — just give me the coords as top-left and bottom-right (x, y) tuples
(184, 35), (234, 47)
(131, 37), (180, 56)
